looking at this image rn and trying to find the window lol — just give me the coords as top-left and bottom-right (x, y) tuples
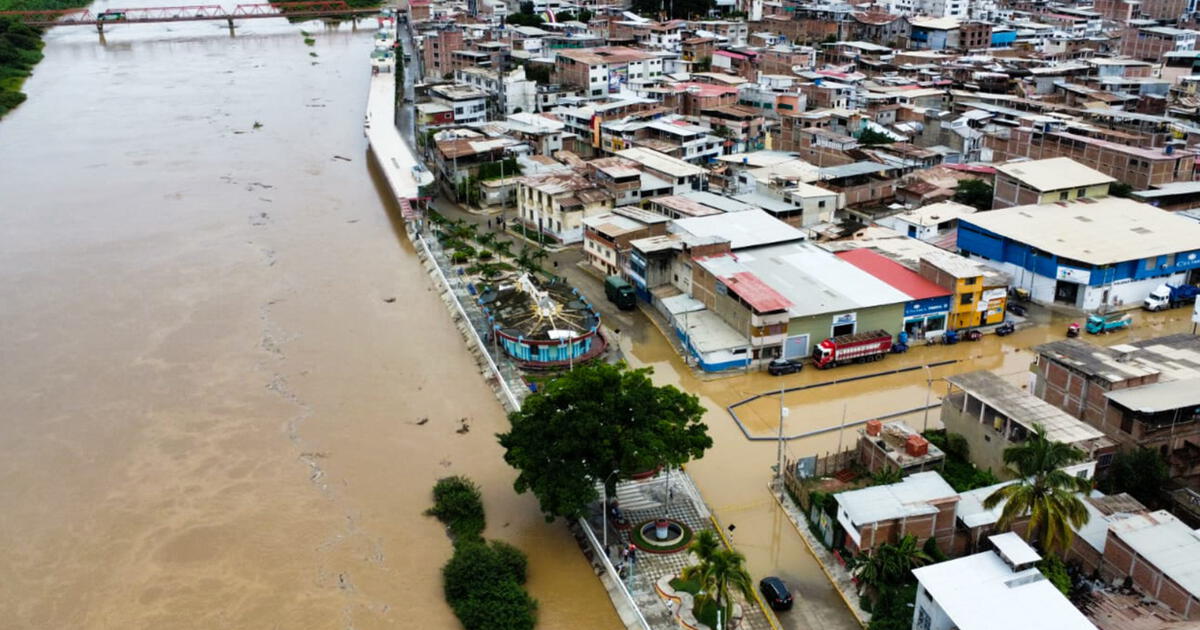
(964, 277), (977, 285)
(960, 294), (974, 305)
(818, 200), (826, 208)
(917, 607), (932, 630)
(1059, 191), (1069, 201)
(1120, 413), (1134, 434)
(1077, 187), (1087, 197)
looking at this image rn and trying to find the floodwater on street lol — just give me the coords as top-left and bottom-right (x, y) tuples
(621, 299), (1198, 630)
(0, 7), (617, 630)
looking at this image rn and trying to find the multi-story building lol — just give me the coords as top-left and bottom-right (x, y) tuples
(515, 173), (614, 244)
(685, 20), (749, 46)
(581, 207), (669, 277)
(553, 47), (664, 99)
(941, 370), (1116, 479)
(986, 125), (1198, 191)
(429, 84), (491, 125)
(454, 66), (537, 117)
(421, 27), (464, 80)
(992, 157), (1115, 209)
(1032, 334), (1200, 481)
(1123, 26), (1199, 62)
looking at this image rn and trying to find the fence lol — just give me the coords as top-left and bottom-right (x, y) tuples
(577, 517), (653, 630)
(415, 228), (651, 629)
(783, 449), (857, 509)
(413, 231), (526, 412)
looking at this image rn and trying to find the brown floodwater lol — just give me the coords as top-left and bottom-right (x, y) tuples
(623, 297), (1198, 630)
(0, 10), (617, 630)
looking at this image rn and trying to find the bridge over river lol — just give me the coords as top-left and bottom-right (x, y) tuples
(0, 1), (382, 31)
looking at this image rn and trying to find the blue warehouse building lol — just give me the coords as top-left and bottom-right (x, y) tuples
(957, 198), (1200, 311)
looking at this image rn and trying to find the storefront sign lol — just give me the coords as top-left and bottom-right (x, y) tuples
(982, 288), (1007, 302)
(832, 312), (857, 326)
(904, 295), (951, 317)
(1056, 266), (1091, 284)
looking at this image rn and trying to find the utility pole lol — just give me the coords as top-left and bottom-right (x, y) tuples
(777, 387), (787, 502)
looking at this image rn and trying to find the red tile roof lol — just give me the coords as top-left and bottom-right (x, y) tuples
(721, 272), (792, 313)
(835, 249), (951, 300)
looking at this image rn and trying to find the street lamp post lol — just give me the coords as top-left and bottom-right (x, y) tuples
(601, 470), (619, 553)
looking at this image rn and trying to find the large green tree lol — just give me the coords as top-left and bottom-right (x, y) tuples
(953, 178), (994, 211)
(498, 362), (711, 520)
(983, 424), (1092, 554)
(1099, 447), (1170, 508)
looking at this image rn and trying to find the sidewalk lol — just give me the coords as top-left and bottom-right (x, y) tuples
(767, 479), (869, 628)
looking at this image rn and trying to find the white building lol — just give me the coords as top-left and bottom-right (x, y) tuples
(911, 533), (1098, 630)
(877, 201), (977, 242)
(615, 147), (708, 195)
(454, 66), (538, 116)
(429, 84), (491, 125)
(958, 197), (1200, 311)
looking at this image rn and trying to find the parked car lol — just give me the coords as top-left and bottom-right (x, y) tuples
(767, 358), (803, 376)
(759, 576), (794, 611)
(995, 321), (1015, 336)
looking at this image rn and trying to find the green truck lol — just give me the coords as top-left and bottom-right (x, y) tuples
(605, 275), (635, 310)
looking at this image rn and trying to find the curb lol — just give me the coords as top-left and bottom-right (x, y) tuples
(709, 515), (784, 630)
(766, 483), (868, 629)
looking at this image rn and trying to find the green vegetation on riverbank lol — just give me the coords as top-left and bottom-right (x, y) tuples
(427, 476), (538, 630)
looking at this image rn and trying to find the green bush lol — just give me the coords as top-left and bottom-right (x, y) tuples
(924, 430), (1000, 491)
(490, 540), (529, 584)
(426, 476), (485, 541)
(443, 541), (537, 630)
(478, 249), (494, 261)
(1038, 554), (1071, 596)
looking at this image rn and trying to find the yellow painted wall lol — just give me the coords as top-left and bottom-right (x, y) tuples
(1036, 182), (1111, 205)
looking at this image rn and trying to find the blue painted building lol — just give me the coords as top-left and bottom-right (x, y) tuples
(957, 198), (1200, 311)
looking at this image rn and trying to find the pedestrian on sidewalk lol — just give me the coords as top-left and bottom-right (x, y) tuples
(487, 219), (492, 229)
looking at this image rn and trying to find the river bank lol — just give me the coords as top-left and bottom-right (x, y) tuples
(0, 13), (619, 629)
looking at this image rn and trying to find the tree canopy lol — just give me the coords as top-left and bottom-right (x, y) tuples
(498, 361), (711, 520)
(953, 178), (994, 211)
(1099, 447), (1169, 508)
(857, 128), (895, 145)
(983, 424), (1092, 554)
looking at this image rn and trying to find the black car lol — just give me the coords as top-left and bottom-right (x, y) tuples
(767, 358), (803, 376)
(760, 576), (793, 611)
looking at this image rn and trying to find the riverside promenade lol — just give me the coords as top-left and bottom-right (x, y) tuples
(364, 50), (420, 204)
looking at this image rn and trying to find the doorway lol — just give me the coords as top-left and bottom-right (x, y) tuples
(1054, 280), (1080, 305)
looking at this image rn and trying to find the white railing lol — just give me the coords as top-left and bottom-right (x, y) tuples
(577, 517), (653, 630)
(413, 232), (522, 412)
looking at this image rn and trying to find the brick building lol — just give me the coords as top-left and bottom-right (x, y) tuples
(422, 27), (464, 79)
(1122, 26), (1198, 62)
(834, 471), (959, 554)
(986, 126), (1197, 191)
(1033, 335), (1200, 481)
(1102, 511), (1200, 619)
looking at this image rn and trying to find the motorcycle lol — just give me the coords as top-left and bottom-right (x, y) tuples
(1066, 322), (1081, 338)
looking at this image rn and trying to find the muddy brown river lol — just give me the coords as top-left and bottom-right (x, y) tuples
(0, 11), (617, 630)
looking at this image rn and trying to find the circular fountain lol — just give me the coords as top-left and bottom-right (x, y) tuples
(631, 518), (693, 554)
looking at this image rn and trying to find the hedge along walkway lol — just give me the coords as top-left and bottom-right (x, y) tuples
(724, 360), (956, 442)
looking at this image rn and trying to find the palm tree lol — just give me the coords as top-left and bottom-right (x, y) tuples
(848, 534), (932, 592)
(708, 549), (755, 628)
(493, 240), (513, 261)
(983, 424), (1091, 554)
(477, 231), (498, 249)
(515, 247), (539, 274)
(689, 530), (720, 565)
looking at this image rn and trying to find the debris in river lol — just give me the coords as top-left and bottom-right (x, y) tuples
(456, 417), (470, 434)
(383, 297), (396, 303)
(333, 155), (351, 162)
(415, 417), (429, 426)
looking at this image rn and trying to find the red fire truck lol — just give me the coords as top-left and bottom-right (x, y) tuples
(811, 330), (893, 369)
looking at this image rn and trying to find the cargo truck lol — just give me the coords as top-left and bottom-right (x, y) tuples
(604, 275), (636, 310)
(1085, 313), (1132, 334)
(1142, 284), (1199, 311)
(811, 330), (893, 369)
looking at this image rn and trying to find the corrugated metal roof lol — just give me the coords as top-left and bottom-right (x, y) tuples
(1105, 377), (1200, 413)
(836, 249), (952, 300)
(947, 371), (1107, 445)
(719, 271), (792, 313)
